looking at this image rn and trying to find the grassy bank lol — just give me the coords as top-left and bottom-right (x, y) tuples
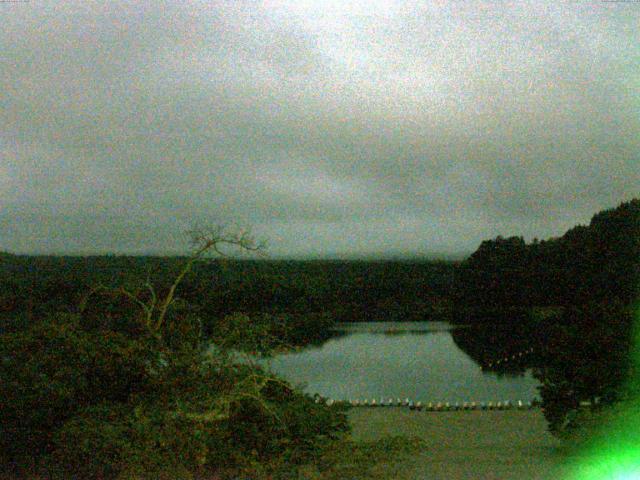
(347, 408), (568, 480)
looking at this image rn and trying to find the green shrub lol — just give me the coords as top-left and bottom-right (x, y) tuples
(52, 402), (208, 479)
(1, 230), (351, 478)
(48, 367), (349, 479)
(0, 314), (155, 460)
(210, 311), (335, 355)
(534, 303), (634, 436)
(0, 311), (350, 478)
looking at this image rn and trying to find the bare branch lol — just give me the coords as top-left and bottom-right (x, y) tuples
(116, 287), (149, 315)
(185, 224), (266, 259)
(80, 223), (266, 342)
(77, 284), (107, 313)
(154, 224), (267, 332)
(144, 277), (157, 318)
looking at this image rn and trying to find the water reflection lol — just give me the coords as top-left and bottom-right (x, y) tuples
(264, 322), (540, 402)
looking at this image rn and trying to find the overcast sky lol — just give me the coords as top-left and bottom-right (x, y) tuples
(1, 1), (639, 258)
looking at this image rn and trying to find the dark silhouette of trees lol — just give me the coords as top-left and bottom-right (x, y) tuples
(454, 198), (640, 314)
(453, 198), (640, 435)
(533, 302), (635, 436)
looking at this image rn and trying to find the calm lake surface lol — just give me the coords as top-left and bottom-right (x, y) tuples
(263, 322), (540, 402)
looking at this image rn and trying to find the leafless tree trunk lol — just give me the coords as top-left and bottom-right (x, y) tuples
(80, 224), (266, 340)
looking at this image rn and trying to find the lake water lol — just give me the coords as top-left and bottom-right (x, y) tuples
(263, 322), (540, 403)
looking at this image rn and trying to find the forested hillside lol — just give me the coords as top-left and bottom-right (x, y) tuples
(454, 198), (640, 311)
(453, 198), (640, 435)
(0, 256), (456, 336)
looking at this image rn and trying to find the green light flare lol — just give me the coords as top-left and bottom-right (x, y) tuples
(564, 302), (640, 480)
(565, 444), (640, 480)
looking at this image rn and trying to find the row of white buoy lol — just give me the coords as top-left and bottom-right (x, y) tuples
(318, 396), (539, 411)
(485, 347), (535, 368)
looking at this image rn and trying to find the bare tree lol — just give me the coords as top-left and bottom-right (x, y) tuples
(80, 224), (266, 340)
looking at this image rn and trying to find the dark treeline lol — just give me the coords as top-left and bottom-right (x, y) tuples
(453, 198), (640, 313)
(451, 313), (544, 377)
(452, 198), (640, 435)
(0, 255), (456, 340)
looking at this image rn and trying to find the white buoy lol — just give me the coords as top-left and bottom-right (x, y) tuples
(427, 402), (434, 411)
(488, 401), (494, 410)
(497, 401), (503, 410)
(517, 400), (523, 410)
(462, 402), (469, 410)
(435, 402), (443, 411)
(470, 402), (477, 410)
(363, 399), (369, 406)
(415, 401), (423, 411)
(388, 398), (394, 407)
(371, 399), (377, 407)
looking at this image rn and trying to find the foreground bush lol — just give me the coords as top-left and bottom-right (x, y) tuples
(0, 314), (155, 461)
(210, 311), (335, 355)
(0, 312), (349, 479)
(1, 227), (352, 478)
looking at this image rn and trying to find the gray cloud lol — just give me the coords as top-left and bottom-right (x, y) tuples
(1, 0), (639, 257)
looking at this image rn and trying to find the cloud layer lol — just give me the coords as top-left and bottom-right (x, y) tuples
(2, 1), (639, 257)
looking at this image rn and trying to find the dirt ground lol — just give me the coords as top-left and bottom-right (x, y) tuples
(348, 408), (577, 480)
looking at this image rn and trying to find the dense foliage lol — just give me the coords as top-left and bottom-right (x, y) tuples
(0, 310), (351, 478)
(453, 198), (640, 435)
(532, 303), (636, 436)
(454, 198), (640, 311)
(0, 235), (353, 479)
(0, 257), (456, 338)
